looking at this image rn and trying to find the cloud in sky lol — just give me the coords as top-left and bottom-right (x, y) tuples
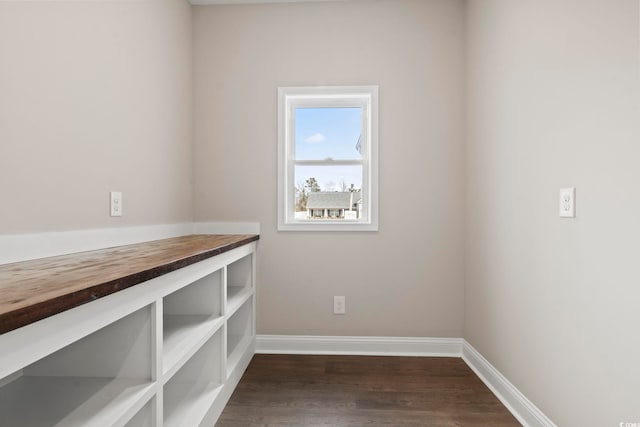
(304, 133), (326, 144)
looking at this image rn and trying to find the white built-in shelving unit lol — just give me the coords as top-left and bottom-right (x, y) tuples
(0, 241), (257, 427)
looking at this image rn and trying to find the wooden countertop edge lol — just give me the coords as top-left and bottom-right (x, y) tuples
(0, 234), (259, 335)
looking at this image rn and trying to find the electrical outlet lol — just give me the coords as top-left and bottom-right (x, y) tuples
(110, 191), (123, 217)
(559, 187), (575, 218)
(333, 296), (346, 315)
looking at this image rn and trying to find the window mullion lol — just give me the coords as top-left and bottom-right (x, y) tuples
(294, 160), (364, 167)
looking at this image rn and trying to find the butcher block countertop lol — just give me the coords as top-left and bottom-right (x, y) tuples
(0, 234), (259, 334)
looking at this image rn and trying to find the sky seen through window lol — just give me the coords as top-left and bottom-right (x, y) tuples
(294, 107), (363, 192)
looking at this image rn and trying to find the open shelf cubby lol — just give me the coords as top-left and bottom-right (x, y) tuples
(0, 306), (155, 427)
(163, 330), (224, 427)
(226, 253), (253, 316)
(163, 268), (224, 378)
(226, 297), (254, 377)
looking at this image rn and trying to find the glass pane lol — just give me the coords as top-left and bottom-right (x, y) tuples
(293, 165), (363, 220)
(294, 107), (362, 161)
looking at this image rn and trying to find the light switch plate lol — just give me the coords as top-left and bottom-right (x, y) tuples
(333, 296), (346, 314)
(559, 187), (575, 218)
(110, 191), (123, 217)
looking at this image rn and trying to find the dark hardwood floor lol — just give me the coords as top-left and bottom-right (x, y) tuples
(216, 354), (521, 427)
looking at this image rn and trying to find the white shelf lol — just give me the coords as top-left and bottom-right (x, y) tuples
(164, 269), (222, 319)
(226, 286), (253, 317)
(227, 254), (252, 289)
(226, 334), (253, 377)
(226, 254), (253, 313)
(163, 380), (223, 427)
(125, 399), (154, 427)
(226, 296), (253, 377)
(0, 376), (155, 427)
(227, 334), (244, 357)
(164, 330), (223, 427)
(163, 314), (224, 378)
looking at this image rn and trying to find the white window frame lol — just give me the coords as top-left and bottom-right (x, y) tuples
(277, 85), (379, 231)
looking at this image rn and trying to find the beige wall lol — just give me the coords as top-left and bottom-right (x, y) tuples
(466, 0), (640, 425)
(0, 0), (193, 234)
(193, 0), (466, 337)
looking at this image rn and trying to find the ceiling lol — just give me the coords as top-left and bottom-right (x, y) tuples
(189, 0), (355, 5)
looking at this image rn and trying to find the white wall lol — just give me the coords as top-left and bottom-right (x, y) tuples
(465, 0), (640, 425)
(0, 0), (193, 234)
(193, 0), (466, 337)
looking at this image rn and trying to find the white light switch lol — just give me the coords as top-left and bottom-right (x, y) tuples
(110, 191), (123, 217)
(559, 187), (575, 218)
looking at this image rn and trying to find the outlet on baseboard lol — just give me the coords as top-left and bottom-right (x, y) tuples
(333, 296), (346, 314)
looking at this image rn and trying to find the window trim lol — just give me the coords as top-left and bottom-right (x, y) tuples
(277, 85), (379, 232)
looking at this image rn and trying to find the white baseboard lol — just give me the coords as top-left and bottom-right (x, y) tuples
(256, 335), (463, 357)
(0, 222), (260, 265)
(462, 340), (556, 427)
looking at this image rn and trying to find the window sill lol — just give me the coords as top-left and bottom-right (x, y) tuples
(277, 221), (378, 232)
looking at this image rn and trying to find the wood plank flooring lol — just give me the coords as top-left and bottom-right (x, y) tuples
(216, 354), (521, 427)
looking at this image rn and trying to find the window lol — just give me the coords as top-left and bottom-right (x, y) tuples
(277, 86), (379, 231)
